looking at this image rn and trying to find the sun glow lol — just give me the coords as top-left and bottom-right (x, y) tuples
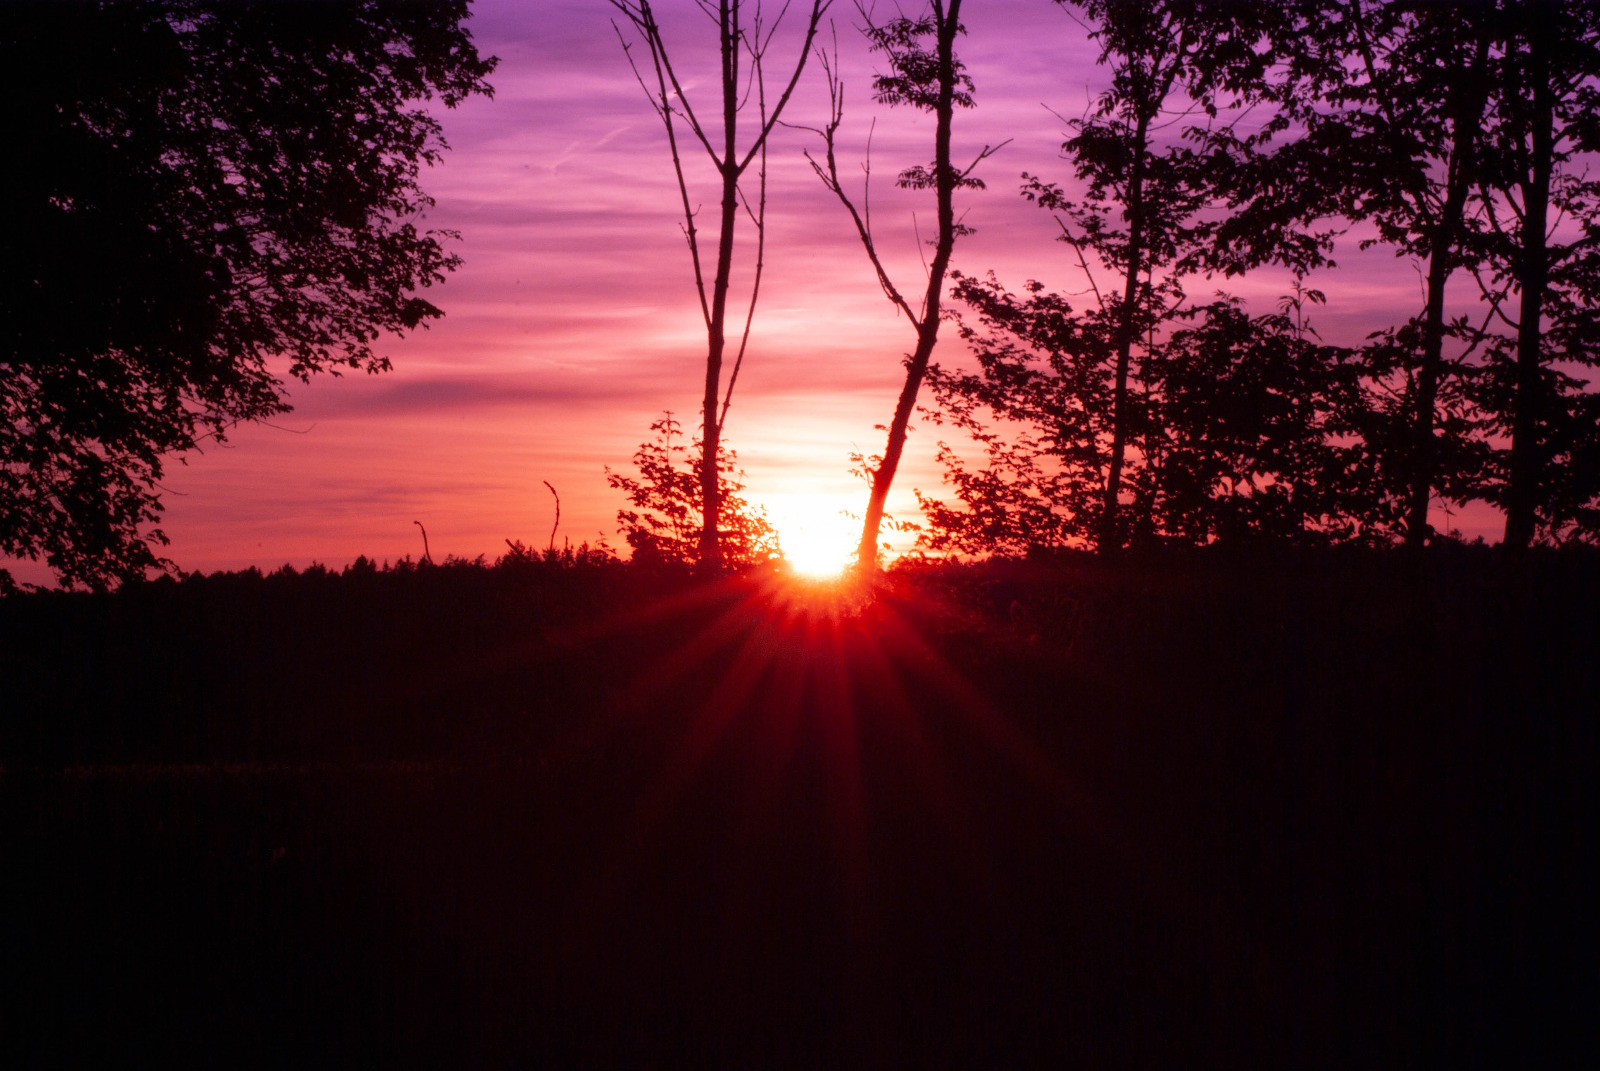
(767, 497), (859, 579)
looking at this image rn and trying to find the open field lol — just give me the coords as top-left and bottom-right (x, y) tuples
(2, 553), (1595, 1067)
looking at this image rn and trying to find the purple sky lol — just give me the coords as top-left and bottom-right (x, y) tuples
(7, 0), (1507, 584)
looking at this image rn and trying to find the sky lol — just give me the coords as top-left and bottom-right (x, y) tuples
(7, 0), (1508, 585)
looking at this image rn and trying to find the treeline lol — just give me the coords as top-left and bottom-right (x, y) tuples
(5, 540), (1596, 765)
(913, 0), (1600, 555)
(0, 546), (644, 764)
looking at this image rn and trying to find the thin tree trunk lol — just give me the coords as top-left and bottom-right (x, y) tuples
(697, 1), (740, 575)
(1099, 107), (1152, 554)
(1404, 212), (1461, 548)
(1403, 26), (1491, 550)
(1504, 6), (1554, 549)
(856, 0), (963, 573)
(858, 320), (941, 569)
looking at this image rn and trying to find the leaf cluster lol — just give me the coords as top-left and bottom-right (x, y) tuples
(925, 0), (1600, 553)
(864, 11), (974, 112)
(924, 275), (1401, 552)
(606, 413), (780, 570)
(0, 1), (495, 589)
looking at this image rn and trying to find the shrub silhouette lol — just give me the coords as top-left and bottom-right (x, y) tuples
(606, 413), (779, 570)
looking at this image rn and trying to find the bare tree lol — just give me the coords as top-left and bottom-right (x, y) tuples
(802, 0), (998, 574)
(612, 0), (829, 574)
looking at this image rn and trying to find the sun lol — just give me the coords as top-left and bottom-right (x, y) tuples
(766, 497), (858, 579)
(785, 532), (854, 578)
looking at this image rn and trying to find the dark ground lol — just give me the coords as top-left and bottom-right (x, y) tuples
(2, 550), (1595, 1068)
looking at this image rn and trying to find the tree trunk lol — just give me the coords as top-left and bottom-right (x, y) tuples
(856, 0), (963, 574)
(697, 0), (740, 576)
(1402, 25), (1490, 550)
(1099, 107), (1152, 554)
(1503, 6), (1554, 549)
(1403, 213), (1460, 549)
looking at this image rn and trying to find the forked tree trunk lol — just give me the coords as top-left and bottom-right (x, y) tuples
(613, 0), (827, 575)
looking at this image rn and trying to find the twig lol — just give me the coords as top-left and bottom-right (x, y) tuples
(544, 481), (561, 552)
(413, 520), (433, 565)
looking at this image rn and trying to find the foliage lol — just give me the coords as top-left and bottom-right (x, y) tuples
(606, 413), (779, 570)
(1466, 0), (1600, 544)
(0, 0), (495, 589)
(1215, 0), (1600, 547)
(922, 0), (1600, 555)
(996, 2), (1337, 549)
(1223, 0), (1512, 545)
(921, 275), (1110, 554)
(1145, 295), (1374, 544)
(922, 279), (1392, 552)
(500, 539), (618, 569)
(922, 1), (1336, 554)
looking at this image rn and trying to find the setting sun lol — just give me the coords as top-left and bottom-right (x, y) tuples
(766, 497), (859, 578)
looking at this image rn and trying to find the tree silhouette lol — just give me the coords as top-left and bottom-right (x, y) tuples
(1471, 0), (1600, 546)
(1022, 0), (1234, 550)
(920, 275), (1113, 555)
(0, 0), (494, 589)
(1250, 0), (1499, 547)
(611, 0), (829, 575)
(921, 0), (1337, 554)
(1141, 291), (1371, 544)
(802, 0), (998, 575)
(606, 413), (779, 570)
(921, 280), (1372, 552)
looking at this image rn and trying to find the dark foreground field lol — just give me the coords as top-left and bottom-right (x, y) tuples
(2, 551), (1596, 1068)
